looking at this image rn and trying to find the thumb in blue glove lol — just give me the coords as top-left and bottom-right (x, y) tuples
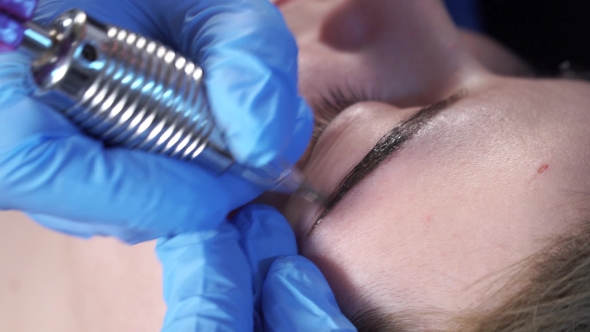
(262, 256), (357, 331)
(156, 223), (253, 331)
(156, 204), (355, 331)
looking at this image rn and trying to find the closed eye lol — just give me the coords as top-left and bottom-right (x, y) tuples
(310, 85), (378, 148)
(308, 90), (467, 235)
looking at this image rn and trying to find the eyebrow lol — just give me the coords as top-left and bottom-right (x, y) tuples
(348, 307), (413, 332)
(308, 91), (466, 235)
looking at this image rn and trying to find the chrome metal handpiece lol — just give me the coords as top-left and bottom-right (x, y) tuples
(18, 9), (326, 204)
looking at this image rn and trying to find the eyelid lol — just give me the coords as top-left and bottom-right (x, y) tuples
(308, 91), (467, 236)
(310, 86), (379, 149)
(316, 86), (373, 114)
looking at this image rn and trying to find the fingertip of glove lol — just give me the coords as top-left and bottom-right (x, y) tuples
(231, 204), (295, 244)
(263, 255), (357, 330)
(156, 224), (239, 251)
(224, 95), (313, 168)
(232, 203), (281, 220)
(265, 255), (333, 300)
(204, 59), (308, 168)
(268, 255), (321, 277)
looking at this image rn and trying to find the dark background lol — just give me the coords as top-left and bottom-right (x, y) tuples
(445, 0), (590, 75)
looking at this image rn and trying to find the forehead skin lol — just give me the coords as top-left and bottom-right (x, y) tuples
(277, 0), (590, 327)
(286, 75), (590, 325)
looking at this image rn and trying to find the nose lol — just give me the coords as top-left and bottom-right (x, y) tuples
(316, 0), (478, 106)
(320, 0), (457, 51)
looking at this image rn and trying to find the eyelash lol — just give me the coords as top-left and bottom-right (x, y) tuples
(311, 86), (373, 142)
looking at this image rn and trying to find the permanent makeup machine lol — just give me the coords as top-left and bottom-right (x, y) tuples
(0, 6), (326, 203)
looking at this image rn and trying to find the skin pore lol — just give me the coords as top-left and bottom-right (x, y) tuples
(277, 0), (590, 329)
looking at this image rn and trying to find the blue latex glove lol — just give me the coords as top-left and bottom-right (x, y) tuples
(157, 204), (356, 331)
(0, 0), (312, 243)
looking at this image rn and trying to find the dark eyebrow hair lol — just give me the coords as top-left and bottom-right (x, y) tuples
(348, 307), (412, 332)
(309, 91), (466, 235)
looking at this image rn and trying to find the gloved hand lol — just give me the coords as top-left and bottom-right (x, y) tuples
(0, 0), (312, 243)
(157, 204), (356, 331)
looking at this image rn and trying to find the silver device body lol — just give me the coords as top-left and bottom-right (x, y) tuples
(27, 9), (235, 173)
(19, 8), (328, 202)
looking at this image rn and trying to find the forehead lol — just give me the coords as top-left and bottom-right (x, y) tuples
(430, 78), (590, 138)
(298, 76), (590, 317)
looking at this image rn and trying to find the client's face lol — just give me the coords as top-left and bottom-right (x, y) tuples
(274, 0), (590, 327)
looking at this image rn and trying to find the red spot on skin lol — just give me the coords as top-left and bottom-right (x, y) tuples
(424, 215), (433, 225)
(537, 164), (549, 174)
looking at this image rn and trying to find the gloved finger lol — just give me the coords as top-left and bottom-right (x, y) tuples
(0, 131), (258, 241)
(0, 52), (259, 242)
(35, 0), (314, 167)
(156, 224), (253, 331)
(146, 0), (313, 166)
(262, 256), (357, 332)
(230, 204), (297, 329)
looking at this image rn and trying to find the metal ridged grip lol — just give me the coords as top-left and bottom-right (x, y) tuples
(30, 9), (234, 173)
(19, 8), (324, 199)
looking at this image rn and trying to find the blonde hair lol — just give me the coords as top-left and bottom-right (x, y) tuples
(349, 221), (590, 331)
(460, 220), (590, 331)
